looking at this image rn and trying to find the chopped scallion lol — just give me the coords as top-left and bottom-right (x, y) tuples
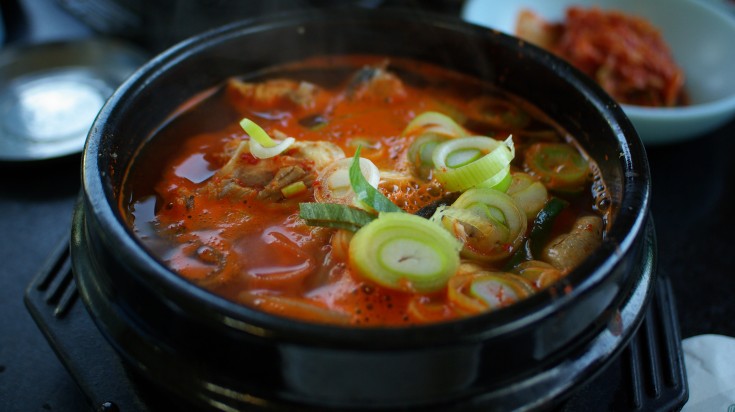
(348, 212), (461, 293)
(281, 181), (307, 198)
(402, 111), (467, 138)
(239, 117), (295, 159)
(240, 117), (277, 148)
(433, 136), (515, 192)
(433, 187), (527, 262)
(350, 147), (403, 213)
(524, 143), (588, 192)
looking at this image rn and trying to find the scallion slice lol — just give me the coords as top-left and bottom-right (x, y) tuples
(524, 143), (588, 191)
(281, 181), (308, 198)
(348, 212), (461, 293)
(476, 164), (512, 192)
(468, 273), (534, 308)
(314, 155), (380, 205)
(240, 117), (277, 148)
(350, 147), (403, 213)
(402, 111), (467, 138)
(432, 136), (515, 192)
(506, 172), (549, 219)
(447, 272), (533, 313)
(249, 136), (296, 159)
(406, 133), (449, 179)
(433, 187), (527, 262)
(239, 117), (295, 159)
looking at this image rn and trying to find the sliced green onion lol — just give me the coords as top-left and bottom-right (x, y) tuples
(299, 202), (377, 232)
(281, 181), (307, 198)
(240, 117), (277, 148)
(239, 117), (295, 159)
(350, 147), (403, 213)
(447, 271), (533, 313)
(402, 111), (467, 138)
(434, 187), (527, 262)
(468, 96), (530, 129)
(433, 136), (515, 192)
(475, 164), (512, 192)
(447, 274), (485, 313)
(468, 273), (534, 309)
(511, 260), (564, 291)
(250, 136), (296, 159)
(432, 205), (511, 247)
(348, 212), (461, 293)
(314, 156), (379, 205)
(524, 143), (588, 191)
(506, 172), (548, 219)
(446, 148), (482, 168)
(406, 134), (449, 179)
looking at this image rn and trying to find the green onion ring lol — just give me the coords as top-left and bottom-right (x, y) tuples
(349, 212), (461, 293)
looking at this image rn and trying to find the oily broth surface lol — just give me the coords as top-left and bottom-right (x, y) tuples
(121, 55), (610, 326)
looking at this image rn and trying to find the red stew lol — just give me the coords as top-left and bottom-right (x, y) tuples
(122, 56), (610, 326)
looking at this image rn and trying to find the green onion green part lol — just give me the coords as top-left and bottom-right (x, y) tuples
(502, 197), (568, 270)
(299, 202), (377, 232)
(240, 117), (277, 148)
(528, 197), (569, 257)
(349, 147), (403, 213)
(524, 143), (588, 191)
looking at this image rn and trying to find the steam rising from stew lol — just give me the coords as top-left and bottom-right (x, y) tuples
(122, 56), (611, 326)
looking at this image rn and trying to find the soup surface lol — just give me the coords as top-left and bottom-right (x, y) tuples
(122, 55), (611, 326)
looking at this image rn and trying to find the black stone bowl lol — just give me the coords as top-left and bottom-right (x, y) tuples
(71, 8), (652, 412)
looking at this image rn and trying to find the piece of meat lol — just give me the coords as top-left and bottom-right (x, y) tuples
(203, 140), (315, 202)
(288, 141), (345, 170)
(257, 165), (314, 201)
(226, 78), (322, 110)
(346, 65), (407, 103)
(210, 178), (256, 200)
(541, 215), (603, 271)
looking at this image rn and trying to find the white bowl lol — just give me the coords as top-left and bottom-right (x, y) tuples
(462, 0), (735, 145)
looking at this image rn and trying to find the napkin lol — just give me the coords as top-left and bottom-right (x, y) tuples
(681, 334), (735, 411)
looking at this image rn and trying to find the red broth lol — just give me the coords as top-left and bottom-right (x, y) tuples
(121, 55), (611, 326)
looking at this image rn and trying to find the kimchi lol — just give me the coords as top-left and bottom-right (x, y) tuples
(516, 7), (687, 107)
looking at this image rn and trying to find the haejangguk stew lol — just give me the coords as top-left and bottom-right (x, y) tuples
(122, 56), (612, 326)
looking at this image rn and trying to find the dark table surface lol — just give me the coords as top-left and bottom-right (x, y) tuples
(1, 0), (733, 411)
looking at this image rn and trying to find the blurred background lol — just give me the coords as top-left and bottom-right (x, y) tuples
(2, 0), (468, 51)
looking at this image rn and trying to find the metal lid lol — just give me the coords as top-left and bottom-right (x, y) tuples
(0, 38), (148, 162)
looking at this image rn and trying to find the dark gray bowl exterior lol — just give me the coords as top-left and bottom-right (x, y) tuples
(72, 9), (651, 411)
